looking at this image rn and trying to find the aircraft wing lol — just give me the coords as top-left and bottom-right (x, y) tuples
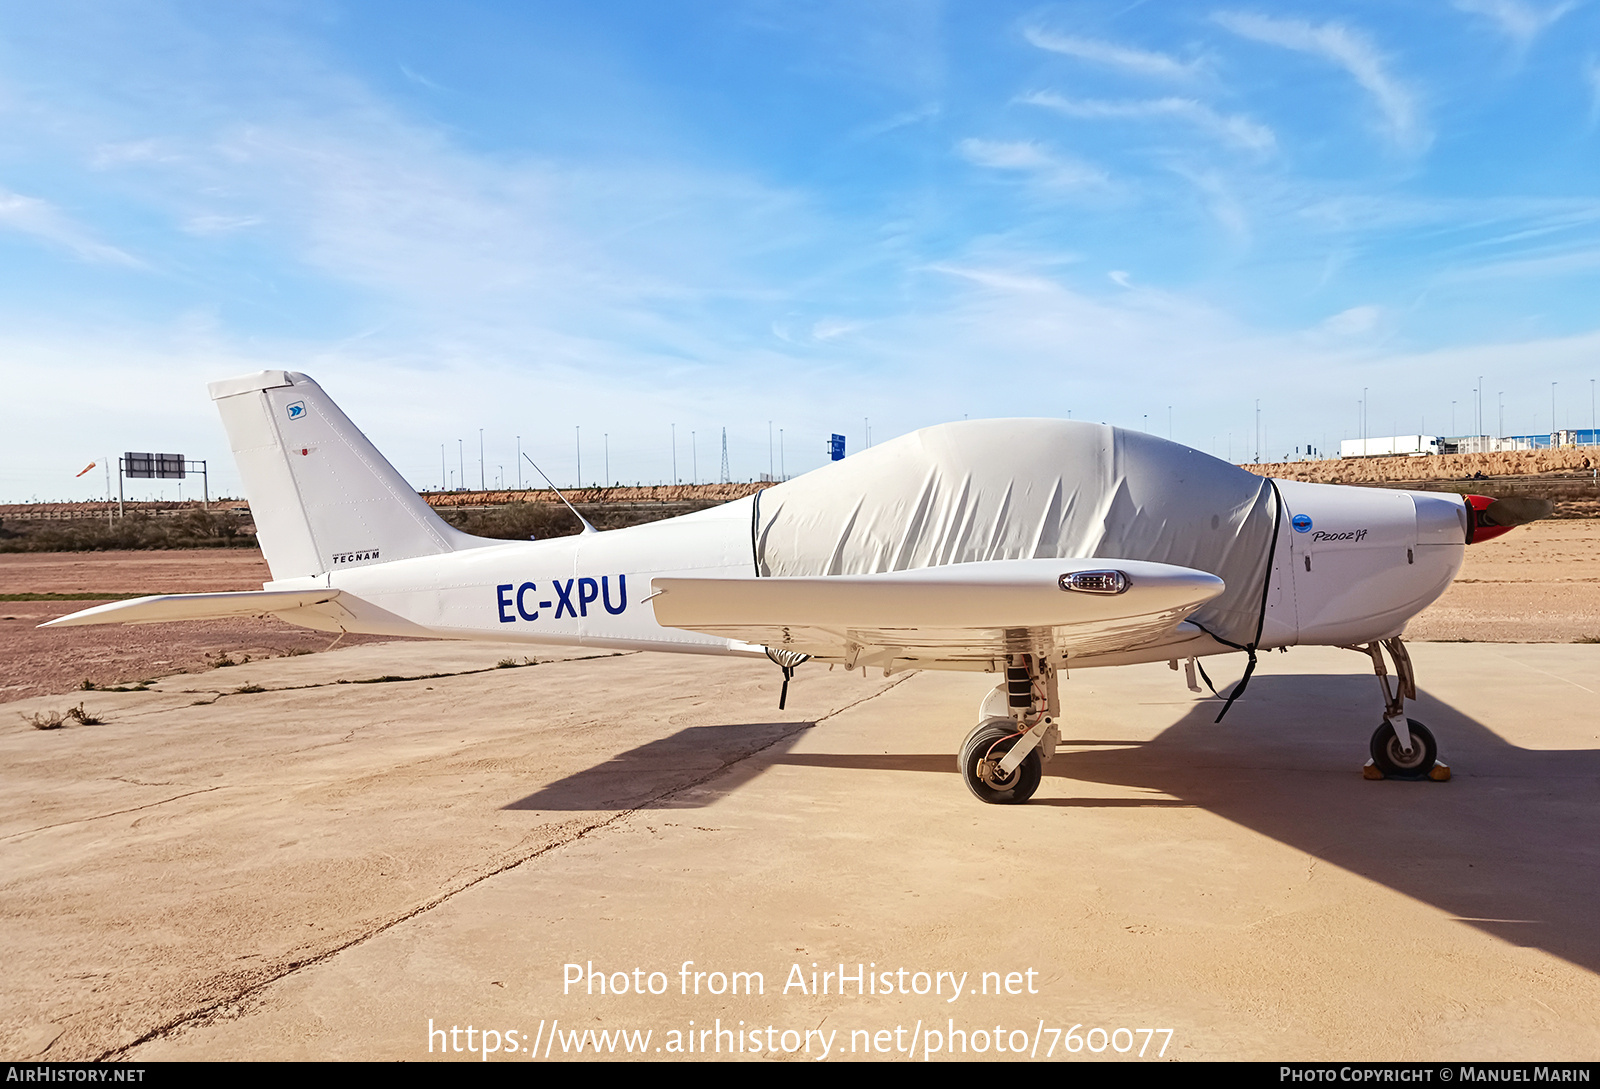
(649, 558), (1224, 670)
(39, 589), (353, 628)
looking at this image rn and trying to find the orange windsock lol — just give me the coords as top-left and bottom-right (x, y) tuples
(75, 461), (96, 478)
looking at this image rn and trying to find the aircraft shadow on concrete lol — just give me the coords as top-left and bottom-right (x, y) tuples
(789, 671), (1600, 978)
(504, 672), (1599, 976)
(1102, 672), (1600, 978)
(503, 721), (813, 812)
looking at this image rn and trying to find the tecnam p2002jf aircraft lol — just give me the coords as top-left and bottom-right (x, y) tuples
(47, 372), (1549, 804)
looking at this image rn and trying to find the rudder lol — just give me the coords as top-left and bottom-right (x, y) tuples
(209, 370), (480, 581)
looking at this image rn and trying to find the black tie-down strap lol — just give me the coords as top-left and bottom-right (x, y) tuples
(1192, 480), (1283, 723)
(1193, 650), (1257, 723)
(765, 647), (810, 710)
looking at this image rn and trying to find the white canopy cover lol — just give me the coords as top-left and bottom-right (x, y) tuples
(752, 420), (1277, 649)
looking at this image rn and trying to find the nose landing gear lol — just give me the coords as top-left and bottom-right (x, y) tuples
(957, 653), (1060, 804)
(1352, 637), (1448, 780)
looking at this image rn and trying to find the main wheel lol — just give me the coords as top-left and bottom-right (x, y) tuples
(1369, 718), (1437, 779)
(958, 718), (1042, 804)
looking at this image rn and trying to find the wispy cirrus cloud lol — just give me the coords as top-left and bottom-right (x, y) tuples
(955, 138), (1110, 189)
(1021, 91), (1275, 151)
(1588, 57), (1600, 125)
(1213, 12), (1428, 153)
(0, 188), (143, 267)
(182, 213), (265, 235)
(1023, 27), (1203, 79)
(1453, 0), (1581, 51)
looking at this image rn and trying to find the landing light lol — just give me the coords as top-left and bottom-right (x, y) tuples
(1059, 570), (1130, 595)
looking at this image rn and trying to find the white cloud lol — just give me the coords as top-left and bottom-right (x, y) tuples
(810, 318), (860, 340)
(399, 64), (447, 91)
(1024, 28), (1202, 79)
(850, 102), (941, 141)
(90, 140), (183, 169)
(1317, 305), (1382, 336)
(1021, 92), (1275, 151)
(955, 138), (1109, 189)
(0, 188), (143, 266)
(1171, 166), (1251, 242)
(182, 213), (264, 235)
(1213, 12), (1428, 153)
(1587, 56), (1600, 125)
(1453, 0), (1580, 51)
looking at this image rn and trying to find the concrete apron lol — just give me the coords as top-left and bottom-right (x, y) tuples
(2, 640), (1597, 1061)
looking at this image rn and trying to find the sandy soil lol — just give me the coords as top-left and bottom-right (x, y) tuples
(0, 550), (398, 703)
(1404, 519), (1600, 642)
(0, 548), (272, 594)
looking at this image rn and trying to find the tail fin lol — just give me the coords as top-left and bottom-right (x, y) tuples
(209, 370), (478, 581)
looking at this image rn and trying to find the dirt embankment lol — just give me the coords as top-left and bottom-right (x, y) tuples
(1244, 446), (1598, 485)
(1243, 447), (1600, 518)
(423, 481), (771, 508)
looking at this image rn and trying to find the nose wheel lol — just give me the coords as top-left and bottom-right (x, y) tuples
(959, 719), (1043, 804)
(1369, 718), (1437, 779)
(1351, 638), (1447, 780)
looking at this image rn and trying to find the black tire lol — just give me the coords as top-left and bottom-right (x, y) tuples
(1369, 719), (1437, 779)
(958, 718), (1042, 804)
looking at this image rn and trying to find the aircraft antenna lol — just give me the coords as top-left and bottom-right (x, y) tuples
(522, 452), (598, 534)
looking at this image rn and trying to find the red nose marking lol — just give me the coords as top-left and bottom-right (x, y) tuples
(301, 448), (309, 456)
(1464, 494), (1512, 544)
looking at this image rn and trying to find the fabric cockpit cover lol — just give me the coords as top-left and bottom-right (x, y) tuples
(753, 420), (1276, 648)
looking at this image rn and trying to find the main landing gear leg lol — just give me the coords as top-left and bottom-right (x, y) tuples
(1354, 637), (1446, 781)
(958, 654), (1061, 804)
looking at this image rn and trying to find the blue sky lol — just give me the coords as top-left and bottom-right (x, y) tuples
(3, 0), (1599, 501)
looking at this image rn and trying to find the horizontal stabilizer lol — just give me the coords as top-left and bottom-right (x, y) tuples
(40, 589), (350, 628)
(650, 558), (1223, 666)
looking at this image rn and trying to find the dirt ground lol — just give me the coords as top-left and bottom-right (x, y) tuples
(2, 521), (1595, 705)
(1403, 519), (1600, 642)
(0, 550), (398, 703)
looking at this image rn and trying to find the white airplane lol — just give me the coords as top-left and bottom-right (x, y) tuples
(46, 371), (1550, 804)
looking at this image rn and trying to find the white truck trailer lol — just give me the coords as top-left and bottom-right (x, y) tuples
(1338, 435), (1441, 458)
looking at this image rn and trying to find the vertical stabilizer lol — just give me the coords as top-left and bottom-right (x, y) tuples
(209, 371), (477, 580)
